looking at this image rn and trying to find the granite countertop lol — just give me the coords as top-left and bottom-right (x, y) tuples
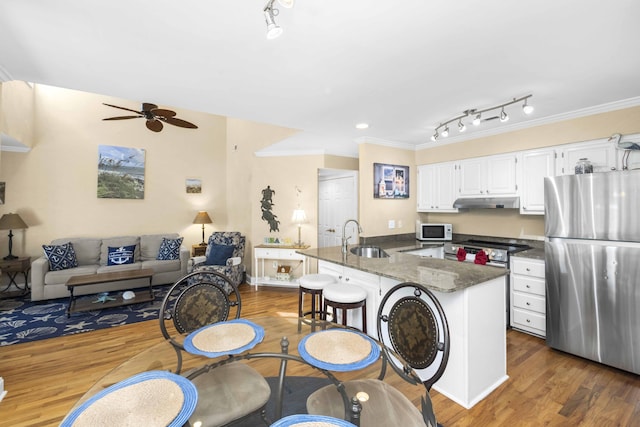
(512, 246), (545, 261)
(296, 244), (508, 294)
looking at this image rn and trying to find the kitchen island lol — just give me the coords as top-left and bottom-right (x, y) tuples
(296, 244), (509, 409)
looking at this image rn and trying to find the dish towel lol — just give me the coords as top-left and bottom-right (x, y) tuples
(474, 250), (488, 265)
(456, 247), (467, 261)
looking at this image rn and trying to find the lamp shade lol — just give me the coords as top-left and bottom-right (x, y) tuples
(0, 213), (28, 230)
(291, 209), (307, 224)
(193, 211), (212, 225)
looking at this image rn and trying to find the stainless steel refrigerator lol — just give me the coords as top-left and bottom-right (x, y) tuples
(544, 170), (640, 375)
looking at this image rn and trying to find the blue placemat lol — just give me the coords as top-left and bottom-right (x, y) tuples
(271, 414), (357, 426)
(298, 329), (380, 372)
(184, 318), (265, 357)
(61, 370), (197, 427)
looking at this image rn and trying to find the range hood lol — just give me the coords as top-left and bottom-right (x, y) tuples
(453, 196), (520, 209)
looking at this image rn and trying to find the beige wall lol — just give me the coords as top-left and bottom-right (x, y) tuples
(415, 106), (640, 240)
(358, 143), (416, 237)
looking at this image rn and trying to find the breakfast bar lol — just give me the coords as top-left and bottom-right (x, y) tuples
(297, 244), (509, 409)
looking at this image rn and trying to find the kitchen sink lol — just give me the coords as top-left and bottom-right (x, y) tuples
(349, 245), (390, 258)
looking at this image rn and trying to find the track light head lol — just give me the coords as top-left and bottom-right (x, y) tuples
(500, 107), (509, 122)
(441, 126), (449, 137)
(458, 119), (466, 132)
(277, 0), (295, 8)
(473, 113), (481, 126)
(522, 98), (534, 115)
(264, 8), (282, 39)
(431, 131), (438, 142)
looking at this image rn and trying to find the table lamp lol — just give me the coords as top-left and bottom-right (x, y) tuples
(0, 213), (28, 260)
(193, 211), (212, 246)
(291, 209), (307, 247)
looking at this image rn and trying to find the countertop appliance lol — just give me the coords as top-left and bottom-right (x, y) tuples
(545, 170), (640, 375)
(416, 222), (452, 241)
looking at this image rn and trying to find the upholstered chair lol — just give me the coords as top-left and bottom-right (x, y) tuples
(192, 232), (246, 293)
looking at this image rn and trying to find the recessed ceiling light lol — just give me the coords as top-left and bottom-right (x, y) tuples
(355, 123), (369, 129)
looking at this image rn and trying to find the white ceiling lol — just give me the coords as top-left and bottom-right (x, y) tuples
(2, 0), (640, 157)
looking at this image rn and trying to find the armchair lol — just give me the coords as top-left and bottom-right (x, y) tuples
(192, 232), (246, 293)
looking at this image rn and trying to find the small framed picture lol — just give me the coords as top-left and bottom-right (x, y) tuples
(374, 163), (409, 199)
(186, 179), (202, 194)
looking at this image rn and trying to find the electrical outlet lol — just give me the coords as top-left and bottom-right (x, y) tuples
(397, 220), (403, 228)
(388, 220), (395, 229)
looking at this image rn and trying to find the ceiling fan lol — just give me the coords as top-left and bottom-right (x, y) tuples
(102, 102), (198, 132)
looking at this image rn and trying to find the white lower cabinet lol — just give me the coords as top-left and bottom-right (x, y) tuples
(510, 257), (546, 337)
(318, 261), (380, 336)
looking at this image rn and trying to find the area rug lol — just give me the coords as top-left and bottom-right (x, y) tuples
(0, 285), (170, 347)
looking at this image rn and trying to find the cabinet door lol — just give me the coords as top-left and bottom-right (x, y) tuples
(486, 153), (518, 195)
(458, 158), (485, 196)
(416, 165), (434, 211)
(520, 149), (555, 215)
(435, 162), (459, 211)
(556, 139), (618, 175)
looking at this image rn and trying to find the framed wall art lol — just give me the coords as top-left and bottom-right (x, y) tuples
(97, 145), (146, 199)
(186, 178), (202, 193)
(373, 163), (409, 199)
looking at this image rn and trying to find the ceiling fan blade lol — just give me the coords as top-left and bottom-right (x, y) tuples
(103, 115), (142, 121)
(146, 119), (163, 132)
(142, 103), (158, 111)
(162, 117), (198, 129)
(103, 103), (142, 114)
(151, 108), (177, 118)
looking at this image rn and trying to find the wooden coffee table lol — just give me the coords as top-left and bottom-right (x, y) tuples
(65, 268), (155, 317)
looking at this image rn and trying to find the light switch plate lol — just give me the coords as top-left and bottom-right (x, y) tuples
(388, 220), (395, 229)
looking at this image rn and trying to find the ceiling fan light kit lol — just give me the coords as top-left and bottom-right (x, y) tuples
(102, 102), (198, 132)
(430, 94), (533, 142)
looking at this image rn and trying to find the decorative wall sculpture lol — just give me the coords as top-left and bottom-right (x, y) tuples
(260, 185), (280, 232)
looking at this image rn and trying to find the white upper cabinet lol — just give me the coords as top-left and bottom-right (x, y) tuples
(555, 139), (618, 175)
(519, 148), (556, 215)
(458, 153), (518, 197)
(417, 162), (458, 212)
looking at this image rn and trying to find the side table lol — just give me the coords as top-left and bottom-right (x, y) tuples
(192, 244), (207, 257)
(0, 256), (31, 297)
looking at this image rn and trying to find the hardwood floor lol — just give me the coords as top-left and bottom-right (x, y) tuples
(1, 285), (638, 426)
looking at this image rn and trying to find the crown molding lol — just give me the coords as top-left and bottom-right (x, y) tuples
(354, 136), (416, 151)
(1, 133), (31, 153)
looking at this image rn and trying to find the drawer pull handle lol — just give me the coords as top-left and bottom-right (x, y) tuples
(526, 268), (531, 272)
(526, 285), (530, 288)
(526, 319), (531, 323)
(526, 302), (531, 306)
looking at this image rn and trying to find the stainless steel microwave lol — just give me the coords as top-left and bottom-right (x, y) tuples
(416, 222), (453, 241)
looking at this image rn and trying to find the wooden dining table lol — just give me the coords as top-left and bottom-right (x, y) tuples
(64, 315), (431, 426)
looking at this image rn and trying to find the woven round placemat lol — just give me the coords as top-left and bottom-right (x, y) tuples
(304, 330), (371, 365)
(72, 378), (183, 426)
(191, 322), (256, 353)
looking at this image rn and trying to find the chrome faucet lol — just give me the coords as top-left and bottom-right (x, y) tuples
(342, 219), (363, 254)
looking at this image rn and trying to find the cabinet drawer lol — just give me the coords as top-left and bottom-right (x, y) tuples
(511, 258), (545, 278)
(512, 275), (545, 296)
(512, 291), (545, 314)
(512, 308), (546, 334)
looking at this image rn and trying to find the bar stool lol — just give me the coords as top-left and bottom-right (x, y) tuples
(322, 283), (367, 333)
(298, 274), (337, 319)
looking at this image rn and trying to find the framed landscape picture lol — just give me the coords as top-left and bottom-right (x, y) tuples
(373, 163), (409, 199)
(97, 145), (146, 199)
(186, 178), (202, 193)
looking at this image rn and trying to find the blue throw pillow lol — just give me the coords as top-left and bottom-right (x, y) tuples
(107, 245), (136, 266)
(157, 237), (184, 260)
(43, 242), (79, 271)
(205, 243), (235, 266)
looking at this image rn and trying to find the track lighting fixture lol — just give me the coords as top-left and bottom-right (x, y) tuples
(263, 0), (294, 39)
(430, 94), (533, 142)
(500, 107), (509, 122)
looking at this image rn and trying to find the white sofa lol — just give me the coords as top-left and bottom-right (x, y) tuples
(31, 233), (189, 301)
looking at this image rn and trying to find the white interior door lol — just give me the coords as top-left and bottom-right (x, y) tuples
(318, 170), (358, 248)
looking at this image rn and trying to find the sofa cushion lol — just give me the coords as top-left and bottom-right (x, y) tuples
(100, 236), (140, 265)
(142, 259), (181, 274)
(157, 237), (184, 260)
(42, 242), (79, 271)
(44, 265), (99, 286)
(140, 233), (180, 261)
(97, 262), (143, 274)
(107, 245), (136, 266)
(51, 238), (101, 266)
(205, 244), (235, 266)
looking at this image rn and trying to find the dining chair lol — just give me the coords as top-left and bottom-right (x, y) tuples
(158, 271), (271, 426)
(306, 282), (450, 427)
